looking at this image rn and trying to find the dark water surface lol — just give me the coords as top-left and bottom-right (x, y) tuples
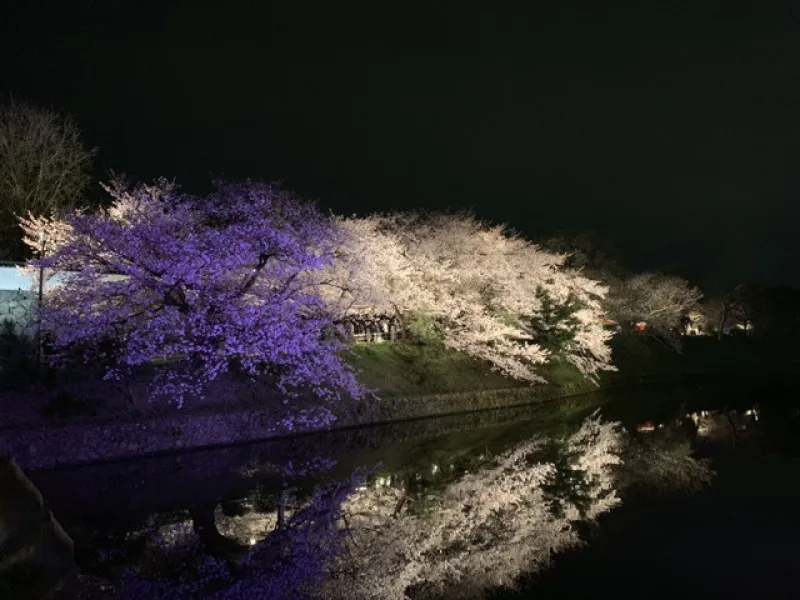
(508, 446), (800, 599)
(28, 376), (800, 598)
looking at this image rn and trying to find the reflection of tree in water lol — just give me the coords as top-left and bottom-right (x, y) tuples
(78, 415), (714, 600)
(322, 415), (623, 600)
(616, 427), (714, 495)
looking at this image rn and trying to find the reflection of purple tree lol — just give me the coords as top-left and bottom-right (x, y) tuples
(23, 180), (364, 409)
(113, 473), (366, 600)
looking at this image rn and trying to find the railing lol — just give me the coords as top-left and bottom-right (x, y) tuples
(351, 330), (404, 344)
(336, 315), (402, 344)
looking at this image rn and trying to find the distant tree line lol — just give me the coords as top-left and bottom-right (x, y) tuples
(540, 231), (800, 348)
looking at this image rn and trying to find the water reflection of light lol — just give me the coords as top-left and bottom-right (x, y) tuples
(683, 406), (762, 436)
(153, 520), (196, 549)
(745, 408), (759, 421)
(214, 506), (277, 546)
(687, 411), (712, 435)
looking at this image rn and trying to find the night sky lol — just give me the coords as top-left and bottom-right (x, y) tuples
(3, 1), (800, 294)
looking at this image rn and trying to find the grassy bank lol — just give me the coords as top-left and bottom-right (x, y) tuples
(347, 341), (586, 397)
(342, 335), (800, 422)
(346, 335), (799, 400)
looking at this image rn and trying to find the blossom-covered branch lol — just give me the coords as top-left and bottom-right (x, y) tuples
(23, 180), (363, 407)
(327, 213), (615, 382)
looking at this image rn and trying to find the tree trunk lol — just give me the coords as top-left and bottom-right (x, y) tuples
(276, 489), (288, 530)
(190, 505), (239, 554)
(717, 306), (727, 341)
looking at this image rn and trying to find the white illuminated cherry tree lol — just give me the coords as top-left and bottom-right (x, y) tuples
(326, 213), (616, 383)
(607, 272), (703, 348)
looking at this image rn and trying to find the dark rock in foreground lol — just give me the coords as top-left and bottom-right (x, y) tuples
(0, 456), (74, 599)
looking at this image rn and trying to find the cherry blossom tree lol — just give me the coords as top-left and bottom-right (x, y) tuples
(607, 272), (703, 349)
(327, 213), (615, 383)
(21, 180), (363, 408)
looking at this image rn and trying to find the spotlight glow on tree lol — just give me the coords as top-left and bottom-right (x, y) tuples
(328, 213), (616, 383)
(22, 180), (363, 407)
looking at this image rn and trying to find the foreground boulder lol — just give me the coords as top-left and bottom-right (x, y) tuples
(0, 456), (74, 599)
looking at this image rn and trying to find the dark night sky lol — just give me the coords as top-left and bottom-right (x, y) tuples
(2, 1), (800, 294)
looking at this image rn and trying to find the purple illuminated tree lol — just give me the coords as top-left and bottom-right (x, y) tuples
(21, 179), (363, 407)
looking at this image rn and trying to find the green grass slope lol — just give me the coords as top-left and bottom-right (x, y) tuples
(346, 341), (586, 398)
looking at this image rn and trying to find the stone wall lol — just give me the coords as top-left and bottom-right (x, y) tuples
(0, 290), (36, 336)
(0, 371), (774, 471)
(0, 385), (594, 470)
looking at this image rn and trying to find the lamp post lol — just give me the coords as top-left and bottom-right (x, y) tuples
(36, 231), (47, 372)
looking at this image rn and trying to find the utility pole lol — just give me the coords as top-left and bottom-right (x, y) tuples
(36, 231), (47, 373)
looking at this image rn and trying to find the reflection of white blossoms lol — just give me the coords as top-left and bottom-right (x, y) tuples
(214, 505), (277, 546)
(151, 519), (197, 550)
(324, 415), (623, 599)
(115, 417), (714, 600)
